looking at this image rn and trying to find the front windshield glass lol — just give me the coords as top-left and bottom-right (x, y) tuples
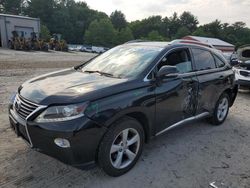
(82, 45), (163, 78)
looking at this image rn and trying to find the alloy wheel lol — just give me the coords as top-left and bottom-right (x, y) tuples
(110, 128), (140, 169)
(217, 97), (229, 121)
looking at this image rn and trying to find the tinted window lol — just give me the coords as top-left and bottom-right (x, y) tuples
(214, 55), (225, 68)
(192, 49), (216, 71)
(158, 49), (192, 73)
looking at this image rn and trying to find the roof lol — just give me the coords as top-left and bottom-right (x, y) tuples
(0, 13), (39, 21)
(184, 36), (234, 47)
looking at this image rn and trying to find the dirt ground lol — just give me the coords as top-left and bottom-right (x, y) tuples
(0, 49), (250, 188)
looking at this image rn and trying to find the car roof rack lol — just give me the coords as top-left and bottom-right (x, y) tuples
(170, 39), (216, 49)
(125, 39), (149, 44)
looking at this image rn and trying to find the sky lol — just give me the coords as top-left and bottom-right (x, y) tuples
(79, 0), (250, 27)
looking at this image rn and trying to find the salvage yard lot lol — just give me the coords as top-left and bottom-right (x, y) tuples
(0, 49), (250, 188)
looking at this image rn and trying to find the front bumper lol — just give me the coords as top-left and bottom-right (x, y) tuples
(237, 79), (250, 87)
(234, 69), (250, 87)
(8, 104), (107, 169)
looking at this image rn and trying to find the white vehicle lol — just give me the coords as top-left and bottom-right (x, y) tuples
(80, 45), (93, 53)
(232, 45), (250, 89)
(68, 45), (82, 51)
(92, 46), (108, 54)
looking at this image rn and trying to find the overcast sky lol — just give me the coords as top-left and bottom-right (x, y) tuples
(79, 0), (250, 27)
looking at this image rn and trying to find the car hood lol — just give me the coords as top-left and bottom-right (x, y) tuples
(19, 68), (128, 105)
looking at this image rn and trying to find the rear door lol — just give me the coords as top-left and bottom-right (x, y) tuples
(191, 48), (227, 114)
(155, 48), (199, 133)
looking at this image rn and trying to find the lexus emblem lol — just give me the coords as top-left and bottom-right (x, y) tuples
(15, 99), (21, 111)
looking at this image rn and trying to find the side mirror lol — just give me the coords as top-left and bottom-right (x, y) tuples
(230, 58), (240, 66)
(156, 65), (179, 78)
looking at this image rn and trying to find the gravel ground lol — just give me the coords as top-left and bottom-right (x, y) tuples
(0, 49), (250, 188)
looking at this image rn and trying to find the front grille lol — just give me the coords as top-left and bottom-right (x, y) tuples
(14, 95), (39, 120)
(240, 70), (250, 77)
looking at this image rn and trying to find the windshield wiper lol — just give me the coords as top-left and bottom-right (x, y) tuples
(74, 55), (100, 70)
(84, 70), (117, 78)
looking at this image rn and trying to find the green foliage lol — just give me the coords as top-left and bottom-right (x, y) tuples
(110, 10), (127, 30)
(146, 30), (164, 41)
(175, 27), (190, 39)
(179, 11), (199, 33)
(199, 20), (222, 38)
(1, 0), (250, 47)
(40, 24), (51, 41)
(0, 0), (24, 14)
(25, 0), (108, 43)
(84, 19), (116, 47)
(130, 16), (163, 39)
(115, 27), (134, 44)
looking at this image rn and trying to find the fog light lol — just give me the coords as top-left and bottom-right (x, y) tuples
(54, 138), (70, 148)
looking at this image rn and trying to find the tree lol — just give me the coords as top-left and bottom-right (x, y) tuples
(232, 21), (246, 30)
(192, 27), (207, 36)
(130, 15), (163, 39)
(2, 0), (249, 46)
(179, 11), (199, 33)
(175, 26), (190, 39)
(146, 30), (164, 41)
(40, 24), (51, 41)
(201, 19), (222, 37)
(25, 0), (55, 26)
(162, 16), (170, 39)
(115, 27), (134, 44)
(84, 18), (116, 47)
(0, 0), (24, 14)
(110, 10), (127, 30)
(168, 12), (181, 39)
(25, 0), (108, 43)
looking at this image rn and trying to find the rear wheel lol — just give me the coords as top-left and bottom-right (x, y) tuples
(209, 93), (230, 125)
(98, 117), (144, 177)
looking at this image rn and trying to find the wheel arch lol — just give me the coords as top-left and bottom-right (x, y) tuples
(94, 110), (152, 162)
(125, 112), (151, 143)
(223, 85), (238, 107)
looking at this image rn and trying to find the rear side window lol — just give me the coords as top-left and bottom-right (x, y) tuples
(192, 48), (216, 71)
(214, 55), (225, 68)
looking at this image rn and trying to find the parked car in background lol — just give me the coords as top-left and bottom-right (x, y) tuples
(68, 45), (82, 52)
(80, 45), (93, 53)
(232, 45), (250, 89)
(9, 41), (238, 177)
(92, 46), (106, 54)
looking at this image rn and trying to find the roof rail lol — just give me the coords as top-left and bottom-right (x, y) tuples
(170, 39), (216, 49)
(125, 39), (149, 44)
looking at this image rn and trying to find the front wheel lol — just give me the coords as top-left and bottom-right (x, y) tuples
(98, 117), (144, 177)
(209, 93), (230, 125)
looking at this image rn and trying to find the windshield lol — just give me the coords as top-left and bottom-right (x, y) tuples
(82, 45), (163, 78)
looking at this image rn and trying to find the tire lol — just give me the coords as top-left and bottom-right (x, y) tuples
(98, 116), (144, 177)
(209, 93), (230, 125)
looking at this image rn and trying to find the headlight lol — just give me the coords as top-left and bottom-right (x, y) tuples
(35, 103), (88, 123)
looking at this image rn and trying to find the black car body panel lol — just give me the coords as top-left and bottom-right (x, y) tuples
(9, 42), (238, 169)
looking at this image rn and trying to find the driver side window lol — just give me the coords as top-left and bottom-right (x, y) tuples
(157, 49), (192, 73)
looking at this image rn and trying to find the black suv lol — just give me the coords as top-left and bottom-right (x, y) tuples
(9, 42), (238, 176)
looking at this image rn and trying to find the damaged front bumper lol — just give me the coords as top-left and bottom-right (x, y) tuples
(8, 102), (107, 169)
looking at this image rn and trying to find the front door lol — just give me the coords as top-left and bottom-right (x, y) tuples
(155, 48), (199, 133)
